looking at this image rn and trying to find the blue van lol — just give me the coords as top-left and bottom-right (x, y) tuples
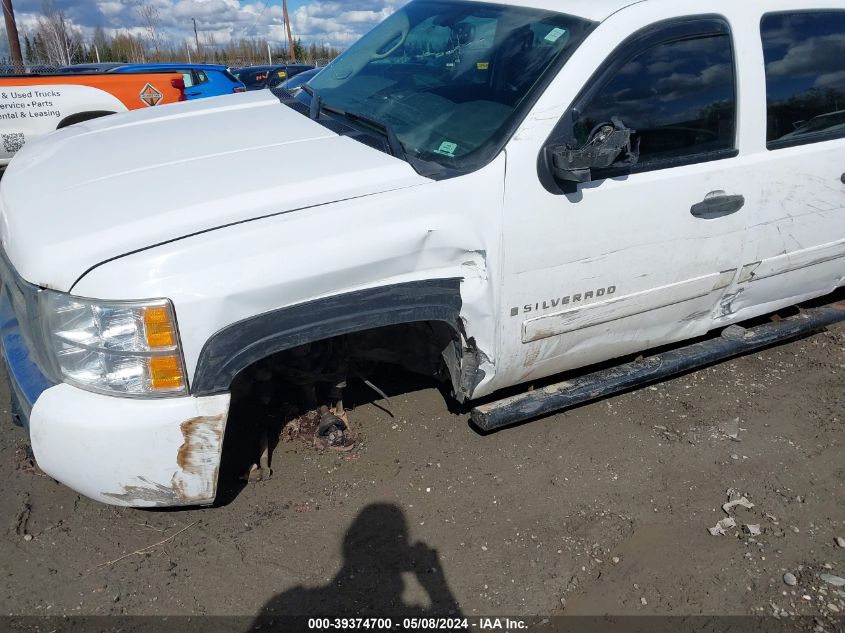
(110, 63), (246, 99)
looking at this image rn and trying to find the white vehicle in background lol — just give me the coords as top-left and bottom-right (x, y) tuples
(1, 0), (844, 507)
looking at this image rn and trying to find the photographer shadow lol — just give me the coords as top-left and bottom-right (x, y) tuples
(249, 503), (463, 625)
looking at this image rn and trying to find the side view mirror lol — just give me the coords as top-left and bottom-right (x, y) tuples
(550, 120), (639, 185)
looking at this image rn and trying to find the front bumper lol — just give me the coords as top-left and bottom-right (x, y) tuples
(30, 384), (230, 507)
(1, 270), (231, 508)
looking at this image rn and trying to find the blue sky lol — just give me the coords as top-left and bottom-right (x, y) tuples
(3, 1), (403, 50)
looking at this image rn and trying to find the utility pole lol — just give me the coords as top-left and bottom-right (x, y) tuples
(282, 0), (294, 63)
(192, 18), (200, 58)
(2, 0), (24, 70)
(267, 41), (272, 64)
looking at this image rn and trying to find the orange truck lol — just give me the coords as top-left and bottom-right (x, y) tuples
(0, 72), (186, 166)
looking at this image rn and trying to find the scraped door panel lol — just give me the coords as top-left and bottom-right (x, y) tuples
(730, 11), (845, 318)
(495, 20), (752, 389)
(499, 162), (752, 387)
(733, 142), (845, 318)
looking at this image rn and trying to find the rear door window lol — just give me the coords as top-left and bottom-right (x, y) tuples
(574, 32), (736, 170)
(180, 71), (195, 88)
(762, 11), (845, 148)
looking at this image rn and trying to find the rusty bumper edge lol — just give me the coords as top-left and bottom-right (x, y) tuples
(30, 384), (231, 508)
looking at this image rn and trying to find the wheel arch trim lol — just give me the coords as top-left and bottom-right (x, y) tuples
(191, 278), (463, 395)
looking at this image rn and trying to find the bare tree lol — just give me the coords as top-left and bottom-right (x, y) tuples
(36, 0), (82, 65)
(137, 2), (163, 59)
(109, 32), (146, 63)
(91, 25), (108, 62)
(203, 31), (218, 60)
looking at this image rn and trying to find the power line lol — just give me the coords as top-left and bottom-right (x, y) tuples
(244, 0), (271, 37)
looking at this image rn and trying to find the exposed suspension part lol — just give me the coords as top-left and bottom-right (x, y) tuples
(234, 322), (460, 480)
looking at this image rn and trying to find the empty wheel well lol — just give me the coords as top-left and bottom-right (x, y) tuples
(57, 111), (116, 129)
(216, 320), (460, 498)
(192, 280), (468, 396)
(229, 320), (460, 405)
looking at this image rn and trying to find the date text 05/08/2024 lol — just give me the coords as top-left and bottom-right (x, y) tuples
(306, 618), (529, 630)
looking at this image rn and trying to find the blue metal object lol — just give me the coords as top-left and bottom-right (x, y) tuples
(110, 63), (246, 99)
(0, 289), (54, 427)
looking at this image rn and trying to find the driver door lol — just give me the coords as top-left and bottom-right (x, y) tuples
(497, 17), (754, 387)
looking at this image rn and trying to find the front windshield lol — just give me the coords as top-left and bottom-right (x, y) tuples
(307, 0), (595, 173)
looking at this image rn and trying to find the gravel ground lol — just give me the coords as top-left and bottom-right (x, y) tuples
(1, 322), (844, 626)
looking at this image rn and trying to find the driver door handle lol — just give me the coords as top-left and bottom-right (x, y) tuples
(690, 193), (745, 220)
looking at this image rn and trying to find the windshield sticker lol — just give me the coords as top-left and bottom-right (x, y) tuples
(545, 27), (567, 43)
(477, 62), (489, 70)
(435, 141), (458, 157)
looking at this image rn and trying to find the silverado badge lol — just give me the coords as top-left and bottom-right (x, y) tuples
(511, 286), (617, 317)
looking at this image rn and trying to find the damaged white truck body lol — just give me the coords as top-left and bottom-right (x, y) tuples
(2, 0), (844, 507)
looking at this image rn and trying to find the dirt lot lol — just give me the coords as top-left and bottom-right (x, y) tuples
(1, 322), (844, 626)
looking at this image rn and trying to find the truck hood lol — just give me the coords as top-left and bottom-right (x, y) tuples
(0, 91), (429, 291)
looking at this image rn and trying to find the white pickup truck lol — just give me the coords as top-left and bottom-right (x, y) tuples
(1, 0), (844, 507)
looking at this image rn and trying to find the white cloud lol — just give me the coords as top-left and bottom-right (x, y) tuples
(766, 33), (845, 78)
(291, 0), (404, 46)
(3, 0), (401, 50)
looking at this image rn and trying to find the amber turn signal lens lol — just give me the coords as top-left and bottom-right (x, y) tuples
(144, 306), (176, 349)
(149, 355), (185, 391)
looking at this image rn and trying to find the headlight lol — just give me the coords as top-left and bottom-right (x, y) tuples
(40, 293), (188, 397)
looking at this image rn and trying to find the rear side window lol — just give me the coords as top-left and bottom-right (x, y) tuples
(574, 32), (736, 170)
(195, 70), (210, 85)
(762, 11), (845, 148)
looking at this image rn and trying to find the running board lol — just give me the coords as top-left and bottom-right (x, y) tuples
(471, 300), (845, 432)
